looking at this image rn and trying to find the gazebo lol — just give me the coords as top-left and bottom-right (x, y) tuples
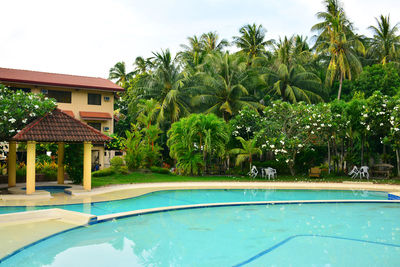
(7, 108), (111, 194)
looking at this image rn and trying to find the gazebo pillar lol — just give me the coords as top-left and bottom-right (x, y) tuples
(26, 141), (36, 194)
(83, 141), (92, 190)
(57, 142), (65, 184)
(7, 141), (17, 187)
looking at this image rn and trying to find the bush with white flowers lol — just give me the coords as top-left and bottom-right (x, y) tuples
(0, 85), (56, 143)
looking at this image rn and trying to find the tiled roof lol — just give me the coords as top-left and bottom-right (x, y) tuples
(11, 109), (111, 143)
(62, 110), (75, 118)
(79, 111), (112, 120)
(0, 67), (124, 92)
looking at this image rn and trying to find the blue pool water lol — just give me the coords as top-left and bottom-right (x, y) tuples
(0, 189), (389, 215)
(2, 202), (400, 266)
(21, 186), (71, 194)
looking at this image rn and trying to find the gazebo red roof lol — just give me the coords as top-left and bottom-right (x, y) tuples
(11, 109), (111, 143)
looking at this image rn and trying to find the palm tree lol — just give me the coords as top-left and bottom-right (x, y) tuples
(312, 0), (364, 100)
(145, 49), (190, 122)
(230, 137), (262, 171)
(192, 52), (262, 120)
(136, 99), (160, 128)
(178, 35), (207, 72)
(233, 23), (273, 64)
(108, 61), (134, 87)
(133, 56), (153, 75)
(200, 32), (229, 53)
(191, 113), (230, 171)
(264, 36), (323, 103)
(368, 15), (400, 64)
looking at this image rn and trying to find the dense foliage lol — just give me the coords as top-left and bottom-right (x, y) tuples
(105, 0), (400, 177)
(0, 86), (56, 142)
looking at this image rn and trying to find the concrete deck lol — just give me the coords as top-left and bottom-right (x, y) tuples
(0, 209), (96, 259)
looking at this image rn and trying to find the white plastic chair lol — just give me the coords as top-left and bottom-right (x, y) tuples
(348, 166), (359, 179)
(359, 166), (369, 179)
(266, 167), (277, 180)
(248, 165), (258, 178)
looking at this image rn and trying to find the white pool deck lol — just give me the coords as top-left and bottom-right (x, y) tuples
(1, 181), (400, 260)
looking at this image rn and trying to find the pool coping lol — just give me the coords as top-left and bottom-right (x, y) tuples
(1, 199), (400, 264)
(2, 181), (400, 206)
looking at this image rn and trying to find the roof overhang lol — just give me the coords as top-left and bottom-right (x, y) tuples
(79, 111), (112, 121)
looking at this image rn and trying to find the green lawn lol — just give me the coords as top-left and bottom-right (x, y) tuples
(92, 171), (400, 188)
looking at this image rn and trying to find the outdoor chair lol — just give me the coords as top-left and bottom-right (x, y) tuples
(309, 167), (322, 178)
(359, 166), (369, 179)
(348, 166), (359, 179)
(248, 165), (258, 178)
(266, 167), (277, 180)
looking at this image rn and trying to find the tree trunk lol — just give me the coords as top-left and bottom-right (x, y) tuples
(361, 136), (364, 166)
(249, 155), (252, 172)
(337, 72), (343, 100)
(396, 148), (400, 177)
(383, 144), (387, 163)
(327, 140), (331, 174)
(341, 139), (345, 172)
(333, 138), (338, 172)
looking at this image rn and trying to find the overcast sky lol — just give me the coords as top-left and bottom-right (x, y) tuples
(1, 0), (400, 78)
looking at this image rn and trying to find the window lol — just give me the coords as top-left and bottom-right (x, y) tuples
(88, 122), (101, 131)
(88, 93), (101, 105)
(47, 90), (71, 103)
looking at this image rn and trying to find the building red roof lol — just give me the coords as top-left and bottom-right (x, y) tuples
(11, 109), (111, 143)
(0, 67), (124, 92)
(79, 111), (112, 120)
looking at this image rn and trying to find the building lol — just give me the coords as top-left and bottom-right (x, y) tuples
(0, 67), (123, 169)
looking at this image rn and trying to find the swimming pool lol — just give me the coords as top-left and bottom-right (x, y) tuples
(2, 202), (399, 266)
(21, 186), (71, 194)
(0, 189), (389, 215)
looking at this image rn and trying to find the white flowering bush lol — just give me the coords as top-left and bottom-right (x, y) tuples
(361, 92), (392, 138)
(257, 101), (326, 175)
(0, 85), (56, 143)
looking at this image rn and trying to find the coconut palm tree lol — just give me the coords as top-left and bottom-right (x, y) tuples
(200, 32), (229, 53)
(368, 15), (400, 64)
(192, 52), (262, 120)
(312, 0), (364, 100)
(145, 49), (190, 123)
(233, 23), (273, 64)
(108, 61), (134, 87)
(133, 56), (153, 75)
(230, 137), (262, 171)
(178, 35), (207, 73)
(264, 36), (323, 103)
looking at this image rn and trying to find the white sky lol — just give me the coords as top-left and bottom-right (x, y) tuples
(1, 0), (400, 78)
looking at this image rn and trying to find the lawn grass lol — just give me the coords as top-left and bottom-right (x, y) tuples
(92, 171), (400, 188)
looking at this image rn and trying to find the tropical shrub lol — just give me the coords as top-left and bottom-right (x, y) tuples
(64, 144), (83, 184)
(36, 161), (58, 180)
(150, 166), (171, 174)
(110, 156), (125, 173)
(92, 167), (115, 177)
(167, 113), (230, 175)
